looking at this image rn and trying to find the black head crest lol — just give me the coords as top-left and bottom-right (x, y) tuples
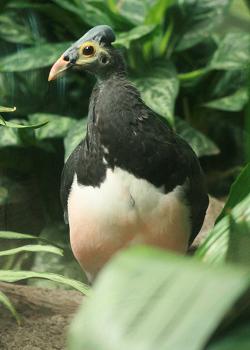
(74, 25), (116, 47)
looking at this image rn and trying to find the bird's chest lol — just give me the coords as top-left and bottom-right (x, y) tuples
(68, 167), (191, 281)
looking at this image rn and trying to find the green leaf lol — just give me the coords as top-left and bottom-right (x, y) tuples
(29, 113), (77, 140)
(0, 118), (48, 129)
(0, 290), (20, 324)
(195, 193), (250, 264)
(0, 244), (63, 257)
(207, 322), (250, 350)
(175, 0), (231, 51)
(0, 270), (90, 296)
(0, 230), (62, 248)
(106, 0), (149, 25)
(0, 106), (16, 113)
(115, 24), (156, 49)
(204, 88), (248, 112)
(0, 125), (20, 147)
(216, 163), (250, 222)
(175, 118), (220, 157)
(145, 0), (174, 25)
(0, 42), (70, 72)
(226, 215), (250, 266)
(0, 14), (37, 45)
(133, 62), (179, 124)
(210, 32), (250, 71)
(68, 246), (250, 350)
(53, 0), (113, 26)
(64, 119), (87, 161)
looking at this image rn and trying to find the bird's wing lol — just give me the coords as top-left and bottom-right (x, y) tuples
(60, 142), (83, 224)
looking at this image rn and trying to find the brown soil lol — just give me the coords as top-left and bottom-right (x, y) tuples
(0, 283), (83, 350)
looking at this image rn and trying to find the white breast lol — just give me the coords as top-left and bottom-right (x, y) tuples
(68, 167), (191, 280)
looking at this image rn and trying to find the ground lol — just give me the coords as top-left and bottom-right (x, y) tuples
(0, 283), (82, 350)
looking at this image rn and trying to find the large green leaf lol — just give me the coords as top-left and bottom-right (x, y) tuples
(210, 32), (250, 71)
(53, 0), (113, 26)
(207, 322), (250, 350)
(115, 24), (155, 49)
(0, 270), (90, 295)
(205, 88), (248, 112)
(64, 119), (87, 161)
(0, 244), (63, 257)
(175, 0), (231, 51)
(0, 42), (70, 72)
(133, 62), (179, 124)
(195, 193), (250, 265)
(176, 118), (219, 157)
(0, 14), (37, 45)
(29, 113), (77, 140)
(106, 0), (150, 25)
(216, 163), (250, 222)
(0, 290), (20, 324)
(68, 247), (250, 350)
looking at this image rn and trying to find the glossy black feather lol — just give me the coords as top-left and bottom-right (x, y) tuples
(61, 71), (208, 243)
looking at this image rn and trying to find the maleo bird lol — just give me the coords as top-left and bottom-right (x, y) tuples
(48, 25), (208, 282)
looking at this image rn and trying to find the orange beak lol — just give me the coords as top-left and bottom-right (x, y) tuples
(48, 55), (70, 81)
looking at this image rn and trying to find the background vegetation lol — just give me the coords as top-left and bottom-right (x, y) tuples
(0, 0), (250, 349)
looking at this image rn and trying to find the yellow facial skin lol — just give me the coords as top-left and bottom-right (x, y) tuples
(48, 41), (110, 81)
(76, 41), (110, 66)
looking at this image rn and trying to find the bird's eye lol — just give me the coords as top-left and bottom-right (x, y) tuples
(82, 45), (95, 56)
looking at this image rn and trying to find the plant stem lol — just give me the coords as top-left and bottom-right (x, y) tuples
(178, 68), (208, 81)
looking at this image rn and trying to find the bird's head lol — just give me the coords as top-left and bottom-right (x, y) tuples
(48, 25), (124, 81)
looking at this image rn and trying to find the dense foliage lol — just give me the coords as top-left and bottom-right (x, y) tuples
(0, 0), (250, 349)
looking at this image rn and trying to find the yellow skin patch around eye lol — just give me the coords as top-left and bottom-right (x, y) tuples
(77, 41), (109, 65)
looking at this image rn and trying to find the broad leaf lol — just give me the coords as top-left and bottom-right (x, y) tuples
(205, 88), (248, 112)
(115, 25), (155, 49)
(68, 247), (250, 350)
(0, 14), (36, 45)
(0, 244), (63, 257)
(29, 113), (77, 140)
(0, 270), (90, 296)
(210, 32), (250, 71)
(175, 0), (231, 51)
(64, 119), (87, 161)
(0, 42), (70, 72)
(195, 193), (250, 264)
(216, 163), (250, 222)
(207, 322), (250, 350)
(106, 0), (150, 25)
(176, 118), (219, 157)
(53, 0), (113, 26)
(0, 291), (20, 324)
(0, 126), (20, 147)
(133, 62), (179, 124)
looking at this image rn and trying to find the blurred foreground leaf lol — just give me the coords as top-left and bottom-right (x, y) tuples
(68, 247), (250, 350)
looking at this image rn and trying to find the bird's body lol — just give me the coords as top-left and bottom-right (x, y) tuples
(49, 25), (208, 282)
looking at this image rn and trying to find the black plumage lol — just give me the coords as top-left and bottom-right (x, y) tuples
(61, 69), (208, 243)
(50, 25), (208, 279)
